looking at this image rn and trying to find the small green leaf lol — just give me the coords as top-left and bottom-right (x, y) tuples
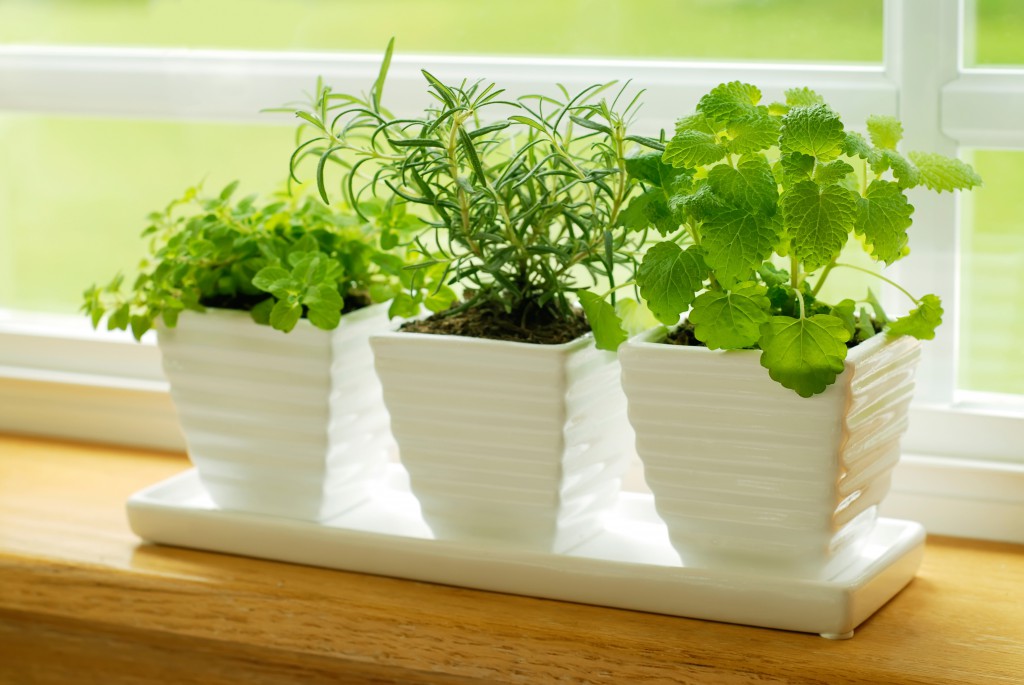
(468, 120), (512, 139)
(219, 180), (240, 201)
(625, 152), (665, 185)
(706, 154), (778, 216)
(781, 180), (859, 272)
(250, 298), (274, 325)
(252, 266), (292, 294)
(688, 282), (770, 350)
(759, 314), (851, 397)
(569, 114), (612, 135)
(662, 130), (726, 169)
(888, 294), (943, 340)
(618, 188), (678, 235)
(371, 37), (395, 111)
(866, 115), (903, 151)
(780, 152), (816, 185)
(830, 299), (858, 338)
(780, 104), (846, 162)
(421, 70), (456, 106)
(701, 208), (780, 288)
(907, 152), (982, 192)
(675, 113), (718, 136)
(814, 160), (855, 186)
(388, 292), (420, 319)
(725, 112), (782, 155)
(424, 284), (457, 312)
(269, 300), (302, 333)
(842, 131), (881, 166)
(784, 87), (825, 107)
(697, 81), (762, 124)
(130, 315), (152, 340)
(636, 242), (709, 324)
(508, 115), (547, 133)
(882, 150), (921, 189)
(578, 290), (628, 351)
(855, 180), (914, 264)
(388, 138), (445, 148)
(615, 298), (660, 336)
(304, 285), (344, 330)
(866, 288), (890, 324)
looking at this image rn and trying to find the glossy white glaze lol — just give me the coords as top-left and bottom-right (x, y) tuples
(157, 304), (394, 521)
(619, 328), (921, 578)
(370, 330), (634, 553)
(127, 466), (927, 637)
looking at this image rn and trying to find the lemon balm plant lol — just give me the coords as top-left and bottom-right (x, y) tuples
(607, 82), (981, 397)
(616, 82), (980, 576)
(289, 43), (648, 552)
(82, 182), (420, 522)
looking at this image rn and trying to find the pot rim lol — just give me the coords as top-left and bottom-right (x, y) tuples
(371, 325), (597, 353)
(623, 323), (916, 364)
(170, 300), (390, 329)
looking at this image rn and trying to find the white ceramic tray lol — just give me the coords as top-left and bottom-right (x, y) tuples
(127, 465), (926, 639)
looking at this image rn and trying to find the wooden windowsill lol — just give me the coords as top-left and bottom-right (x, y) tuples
(1, 434), (1022, 684)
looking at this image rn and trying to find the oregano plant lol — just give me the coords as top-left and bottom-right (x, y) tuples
(83, 182), (417, 339)
(592, 81), (980, 397)
(290, 40), (652, 343)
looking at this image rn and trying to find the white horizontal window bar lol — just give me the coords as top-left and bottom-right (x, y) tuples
(0, 46), (897, 129)
(942, 69), (1024, 148)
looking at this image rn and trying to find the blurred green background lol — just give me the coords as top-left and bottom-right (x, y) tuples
(0, 0), (1021, 395)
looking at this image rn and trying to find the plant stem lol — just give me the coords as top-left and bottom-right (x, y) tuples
(790, 255), (801, 291)
(832, 262), (920, 304)
(795, 288), (807, 319)
(810, 259), (837, 298)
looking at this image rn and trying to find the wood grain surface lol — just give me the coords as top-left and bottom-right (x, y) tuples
(1, 434), (1021, 684)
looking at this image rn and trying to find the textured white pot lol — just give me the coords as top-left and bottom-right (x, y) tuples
(157, 304), (394, 521)
(619, 328), (921, 578)
(371, 330), (634, 553)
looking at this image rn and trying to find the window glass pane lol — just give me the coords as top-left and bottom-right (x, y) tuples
(0, 0), (883, 63)
(958, 150), (1024, 395)
(0, 116), (293, 314)
(967, 0), (1024, 67)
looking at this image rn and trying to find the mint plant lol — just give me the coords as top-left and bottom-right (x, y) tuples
(598, 82), (980, 396)
(83, 182), (416, 339)
(290, 41), (650, 343)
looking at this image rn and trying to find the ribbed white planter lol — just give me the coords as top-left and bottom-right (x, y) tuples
(619, 328), (921, 578)
(157, 304), (394, 522)
(370, 330), (634, 553)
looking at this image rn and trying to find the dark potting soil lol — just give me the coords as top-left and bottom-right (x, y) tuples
(662, 318), (885, 349)
(200, 291), (373, 316)
(399, 300), (591, 345)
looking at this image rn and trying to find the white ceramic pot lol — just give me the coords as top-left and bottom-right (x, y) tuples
(157, 304), (394, 521)
(370, 330), (634, 553)
(619, 328), (921, 578)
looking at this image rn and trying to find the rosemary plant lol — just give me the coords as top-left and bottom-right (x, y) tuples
(290, 41), (650, 343)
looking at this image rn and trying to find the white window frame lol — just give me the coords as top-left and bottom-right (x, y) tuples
(1, 0), (1022, 543)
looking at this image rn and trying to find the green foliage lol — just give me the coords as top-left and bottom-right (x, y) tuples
(759, 315), (851, 398)
(578, 290), (627, 350)
(908, 152), (985, 192)
(82, 183), (416, 339)
(635, 242), (708, 324)
(866, 115), (903, 151)
(855, 180), (914, 264)
(291, 42), (645, 334)
(689, 282), (770, 349)
(614, 81), (981, 396)
(888, 294), (943, 340)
